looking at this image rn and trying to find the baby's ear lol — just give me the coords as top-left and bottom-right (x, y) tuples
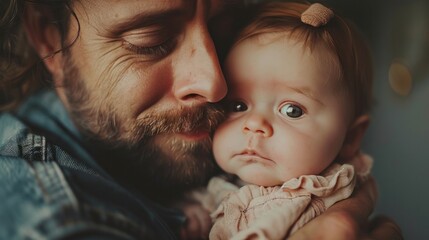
(338, 115), (370, 160)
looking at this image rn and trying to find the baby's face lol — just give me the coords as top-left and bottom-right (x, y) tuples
(213, 33), (353, 186)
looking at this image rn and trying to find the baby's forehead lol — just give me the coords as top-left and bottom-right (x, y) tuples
(231, 34), (347, 100)
(235, 32), (342, 73)
(254, 32), (288, 45)
(237, 31), (329, 54)
(232, 33), (344, 82)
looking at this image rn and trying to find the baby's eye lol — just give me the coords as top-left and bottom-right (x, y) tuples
(228, 101), (248, 112)
(279, 103), (303, 118)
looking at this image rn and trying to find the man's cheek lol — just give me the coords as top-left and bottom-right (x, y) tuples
(113, 60), (174, 116)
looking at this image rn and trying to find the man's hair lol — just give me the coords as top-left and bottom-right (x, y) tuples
(0, 0), (72, 110)
(233, 1), (374, 117)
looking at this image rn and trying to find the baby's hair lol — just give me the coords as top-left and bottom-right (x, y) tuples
(234, 1), (373, 118)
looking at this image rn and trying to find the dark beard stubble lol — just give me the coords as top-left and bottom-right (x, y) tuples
(61, 55), (225, 200)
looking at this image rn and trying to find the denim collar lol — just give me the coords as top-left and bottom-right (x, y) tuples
(16, 89), (81, 141)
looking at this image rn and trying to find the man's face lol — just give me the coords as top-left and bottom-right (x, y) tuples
(58, 0), (229, 192)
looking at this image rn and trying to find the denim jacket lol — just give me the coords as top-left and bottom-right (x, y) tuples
(0, 90), (184, 240)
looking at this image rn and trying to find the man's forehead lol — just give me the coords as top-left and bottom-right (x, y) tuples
(78, 0), (230, 18)
(80, 0), (187, 20)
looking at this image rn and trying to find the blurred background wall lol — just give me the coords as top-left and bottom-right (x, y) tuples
(324, 0), (429, 239)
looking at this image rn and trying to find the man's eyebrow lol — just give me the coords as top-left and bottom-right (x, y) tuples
(106, 9), (187, 36)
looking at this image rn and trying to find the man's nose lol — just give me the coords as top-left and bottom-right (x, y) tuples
(172, 22), (227, 105)
(243, 112), (273, 137)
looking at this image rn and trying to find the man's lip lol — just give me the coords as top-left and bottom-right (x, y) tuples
(177, 131), (210, 140)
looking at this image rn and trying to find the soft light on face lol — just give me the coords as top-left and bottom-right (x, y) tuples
(56, 0), (228, 193)
(213, 33), (352, 186)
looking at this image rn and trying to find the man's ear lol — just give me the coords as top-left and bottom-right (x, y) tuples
(23, 4), (64, 80)
(338, 114), (370, 160)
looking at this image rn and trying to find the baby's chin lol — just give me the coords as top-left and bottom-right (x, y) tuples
(229, 161), (286, 186)
(237, 172), (285, 187)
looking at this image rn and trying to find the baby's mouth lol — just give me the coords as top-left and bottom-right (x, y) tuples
(235, 149), (275, 165)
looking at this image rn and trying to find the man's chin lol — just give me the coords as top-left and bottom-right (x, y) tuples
(153, 133), (212, 158)
(121, 135), (217, 199)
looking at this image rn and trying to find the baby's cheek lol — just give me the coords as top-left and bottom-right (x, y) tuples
(212, 131), (229, 165)
(213, 120), (235, 146)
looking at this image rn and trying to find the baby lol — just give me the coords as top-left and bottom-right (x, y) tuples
(181, 2), (374, 239)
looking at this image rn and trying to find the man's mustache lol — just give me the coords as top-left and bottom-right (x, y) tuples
(134, 103), (225, 138)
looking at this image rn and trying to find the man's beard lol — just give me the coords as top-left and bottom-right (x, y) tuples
(61, 56), (225, 199)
